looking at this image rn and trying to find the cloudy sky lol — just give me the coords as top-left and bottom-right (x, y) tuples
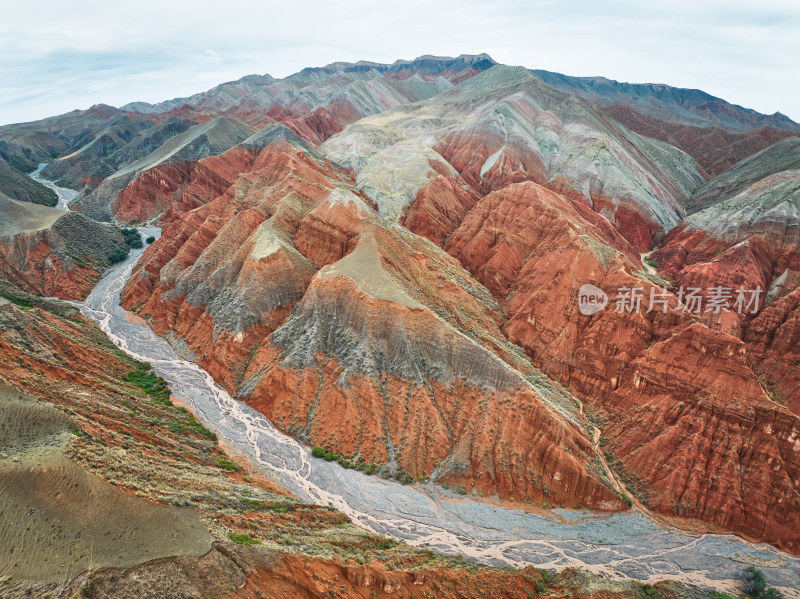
(1, 0), (798, 125)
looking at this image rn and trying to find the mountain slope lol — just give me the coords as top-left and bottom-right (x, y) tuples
(120, 138), (624, 511)
(0, 157), (57, 206)
(322, 64), (702, 250)
(0, 281), (579, 598)
(2, 53), (799, 563)
(687, 137), (800, 214)
(0, 193), (126, 298)
(654, 163), (800, 413)
(602, 103), (800, 178)
(75, 117), (254, 222)
(532, 69), (800, 133)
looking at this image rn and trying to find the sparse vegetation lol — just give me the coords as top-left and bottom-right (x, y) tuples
(638, 583), (664, 599)
(238, 497), (267, 511)
(166, 410), (217, 440)
(228, 533), (261, 545)
(217, 457), (240, 472)
(644, 256), (659, 269)
(0, 290), (32, 308)
(126, 361), (171, 404)
(539, 569), (551, 583)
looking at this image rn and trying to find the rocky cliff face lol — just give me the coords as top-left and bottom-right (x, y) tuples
(652, 146), (800, 420)
(401, 179), (800, 553)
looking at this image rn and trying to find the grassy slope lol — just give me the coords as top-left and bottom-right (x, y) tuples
(0, 157), (57, 206)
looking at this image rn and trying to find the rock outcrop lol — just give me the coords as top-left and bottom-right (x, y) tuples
(653, 153), (800, 419)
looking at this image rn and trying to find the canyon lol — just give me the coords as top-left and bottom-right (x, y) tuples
(0, 53), (798, 597)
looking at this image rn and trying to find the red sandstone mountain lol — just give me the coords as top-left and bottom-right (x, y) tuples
(121, 139), (624, 511)
(654, 143), (800, 415)
(1, 55), (799, 558)
(113, 63), (800, 554)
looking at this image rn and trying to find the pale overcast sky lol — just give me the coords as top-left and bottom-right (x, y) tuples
(1, 0), (798, 125)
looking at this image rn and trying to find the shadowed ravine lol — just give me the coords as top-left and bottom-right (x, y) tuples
(76, 233), (800, 597)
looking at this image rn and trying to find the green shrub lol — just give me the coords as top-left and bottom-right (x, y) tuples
(267, 502), (293, 513)
(109, 247), (129, 263)
(146, 236), (156, 244)
(744, 566), (767, 596)
(374, 537), (398, 550)
(185, 413), (216, 440)
(0, 291), (32, 308)
(395, 471), (413, 485)
(121, 228), (143, 249)
(539, 569), (550, 583)
(639, 584), (664, 599)
(763, 589), (784, 599)
(228, 533), (261, 545)
(217, 458), (240, 472)
(238, 497), (266, 511)
(311, 446), (326, 458)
